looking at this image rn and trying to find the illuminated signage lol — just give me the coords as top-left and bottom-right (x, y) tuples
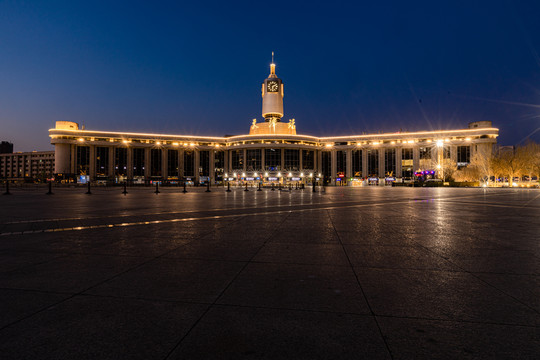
(268, 177), (278, 181)
(291, 177), (301, 181)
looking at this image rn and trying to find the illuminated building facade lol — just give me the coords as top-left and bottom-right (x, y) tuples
(49, 59), (499, 185)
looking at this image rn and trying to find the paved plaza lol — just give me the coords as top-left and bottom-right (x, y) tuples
(0, 186), (538, 359)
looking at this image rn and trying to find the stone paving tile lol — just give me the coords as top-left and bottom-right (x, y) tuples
(217, 262), (370, 314)
(345, 245), (458, 270)
(427, 247), (540, 275)
(0, 295), (207, 360)
(0, 254), (148, 293)
(253, 243), (350, 265)
(0, 250), (63, 273)
(170, 305), (391, 360)
(356, 268), (539, 326)
(164, 237), (265, 262)
(377, 316), (540, 360)
(0, 288), (70, 328)
(86, 258), (245, 302)
(474, 272), (540, 312)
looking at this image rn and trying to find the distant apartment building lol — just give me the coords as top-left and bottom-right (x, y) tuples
(0, 151), (55, 181)
(0, 141), (14, 154)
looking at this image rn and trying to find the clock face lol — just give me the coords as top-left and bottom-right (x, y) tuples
(267, 81), (279, 93)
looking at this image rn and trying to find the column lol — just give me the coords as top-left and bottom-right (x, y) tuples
(317, 150), (322, 177)
(396, 147), (402, 179)
(144, 147), (151, 180)
(127, 147), (133, 179)
(299, 149), (303, 172)
(378, 148), (385, 179)
(108, 146), (114, 179)
(70, 144), (76, 174)
(346, 148), (352, 178)
(260, 148), (265, 174)
(413, 146), (420, 173)
(331, 149), (337, 185)
(194, 149), (200, 184)
(281, 148), (285, 172)
(162, 148), (168, 180)
(243, 148), (247, 174)
(362, 149), (367, 179)
(179, 149), (184, 179)
(209, 150), (215, 183)
(450, 145), (457, 163)
(89, 145), (96, 181)
(224, 149), (229, 176)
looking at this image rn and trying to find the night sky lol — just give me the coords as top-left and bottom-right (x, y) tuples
(2, 1), (540, 151)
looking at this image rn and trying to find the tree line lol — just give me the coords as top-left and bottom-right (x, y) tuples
(452, 142), (540, 186)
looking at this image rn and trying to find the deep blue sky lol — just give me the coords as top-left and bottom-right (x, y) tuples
(2, 1), (540, 151)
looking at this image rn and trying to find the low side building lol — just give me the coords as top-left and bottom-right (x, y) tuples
(0, 151), (55, 182)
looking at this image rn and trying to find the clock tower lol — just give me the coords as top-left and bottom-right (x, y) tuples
(262, 52), (284, 122)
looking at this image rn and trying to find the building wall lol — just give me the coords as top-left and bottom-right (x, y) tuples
(0, 151), (55, 181)
(48, 121), (499, 184)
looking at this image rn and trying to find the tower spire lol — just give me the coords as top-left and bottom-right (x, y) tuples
(270, 51), (276, 76)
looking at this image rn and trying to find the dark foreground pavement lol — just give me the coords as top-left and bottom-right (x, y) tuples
(0, 186), (538, 359)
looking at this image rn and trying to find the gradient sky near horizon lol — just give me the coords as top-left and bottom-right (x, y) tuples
(2, 1), (540, 151)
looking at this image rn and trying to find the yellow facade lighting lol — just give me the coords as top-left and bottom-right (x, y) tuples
(436, 140), (444, 147)
(78, 138), (85, 142)
(325, 143), (332, 148)
(172, 142), (179, 146)
(156, 141), (161, 145)
(465, 137), (471, 141)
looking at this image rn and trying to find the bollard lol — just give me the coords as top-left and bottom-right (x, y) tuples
(257, 182), (262, 191)
(206, 182), (211, 192)
(86, 182), (92, 195)
(271, 183), (275, 191)
(313, 182), (316, 192)
(46, 181), (53, 195)
(226, 182), (231, 192)
(295, 182), (298, 190)
(3, 181), (11, 195)
(155, 183), (160, 194)
(279, 183), (282, 191)
(289, 183), (292, 191)
(183, 182), (188, 193)
(122, 182), (128, 195)
(244, 183), (249, 192)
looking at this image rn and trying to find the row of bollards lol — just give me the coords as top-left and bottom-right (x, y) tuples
(2, 180), (324, 196)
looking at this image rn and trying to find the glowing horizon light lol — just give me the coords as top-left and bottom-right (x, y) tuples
(436, 140), (444, 147)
